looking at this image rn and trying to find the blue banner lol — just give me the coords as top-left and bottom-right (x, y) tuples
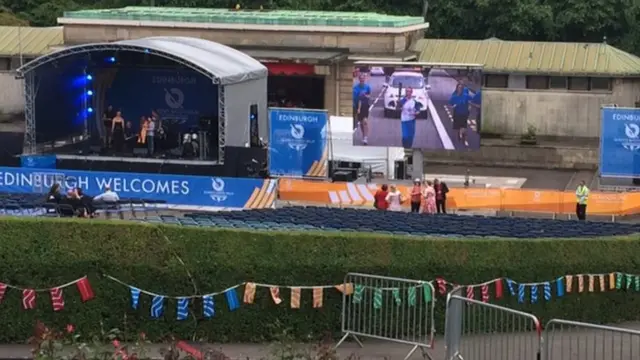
(268, 108), (328, 177)
(0, 167), (276, 209)
(600, 107), (640, 177)
(103, 68), (218, 131)
(21, 155), (56, 169)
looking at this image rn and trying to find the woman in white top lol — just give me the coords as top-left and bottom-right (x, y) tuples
(385, 184), (404, 212)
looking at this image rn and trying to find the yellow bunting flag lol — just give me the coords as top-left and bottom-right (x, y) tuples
(588, 275), (594, 292)
(312, 287), (323, 308)
(577, 275), (584, 293)
(336, 283), (354, 295)
(270, 287), (283, 305)
(566, 275), (574, 293)
(609, 273), (616, 290)
(599, 275), (606, 292)
(290, 287), (301, 309)
(243, 282), (256, 304)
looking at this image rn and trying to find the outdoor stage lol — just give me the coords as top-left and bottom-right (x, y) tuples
(15, 36), (269, 177)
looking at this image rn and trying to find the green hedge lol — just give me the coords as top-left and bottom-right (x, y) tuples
(0, 217), (639, 343)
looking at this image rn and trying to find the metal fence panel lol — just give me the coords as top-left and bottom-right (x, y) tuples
(544, 319), (640, 360)
(444, 288), (542, 360)
(335, 272), (436, 360)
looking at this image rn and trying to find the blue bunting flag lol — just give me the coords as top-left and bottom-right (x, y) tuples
(507, 279), (516, 296)
(203, 295), (215, 318)
(518, 284), (525, 303)
(177, 298), (189, 321)
(151, 296), (164, 318)
(530, 285), (538, 304)
(556, 277), (565, 297)
(225, 288), (240, 311)
(543, 282), (552, 301)
(130, 287), (141, 309)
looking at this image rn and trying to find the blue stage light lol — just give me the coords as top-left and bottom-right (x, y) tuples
(108, 57), (116, 63)
(86, 90), (93, 96)
(86, 74), (93, 81)
(144, 49), (150, 53)
(87, 107), (94, 113)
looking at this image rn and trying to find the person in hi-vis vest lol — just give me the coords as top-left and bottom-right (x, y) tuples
(575, 180), (589, 221)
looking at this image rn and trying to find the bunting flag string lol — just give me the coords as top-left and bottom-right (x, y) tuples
(435, 272), (640, 304)
(0, 276), (93, 312)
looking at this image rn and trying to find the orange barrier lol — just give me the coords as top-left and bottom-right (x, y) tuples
(278, 179), (640, 216)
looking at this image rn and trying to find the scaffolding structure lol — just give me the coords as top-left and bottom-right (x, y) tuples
(16, 43), (226, 161)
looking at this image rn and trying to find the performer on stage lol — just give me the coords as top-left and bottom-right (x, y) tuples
(111, 111), (125, 153)
(397, 87), (423, 149)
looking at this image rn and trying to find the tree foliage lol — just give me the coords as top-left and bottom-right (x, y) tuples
(1, 0), (639, 55)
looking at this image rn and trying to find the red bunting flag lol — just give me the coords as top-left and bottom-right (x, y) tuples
(50, 288), (64, 311)
(481, 284), (490, 303)
(76, 277), (95, 302)
(466, 286), (474, 299)
(22, 289), (36, 310)
(436, 278), (447, 295)
(0, 283), (7, 303)
(495, 279), (503, 299)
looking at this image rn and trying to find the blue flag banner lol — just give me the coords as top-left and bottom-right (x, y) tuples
(600, 107), (640, 177)
(177, 298), (189, 321)
(517, 284), (525, 303)
(268, 107), (328, 178)
(0, 167), (274, 208)
(203, 295), (215, 318)
(556, 278), (565, 297)
(21, 155), (56, 169)
(130, 288), (141, 309)
(506, 279), (516, 296)
(225, 288), (240, 311)
(151, 296), (164, 318)
(543, 282), (552, 301)
(530, 285), (538, 304)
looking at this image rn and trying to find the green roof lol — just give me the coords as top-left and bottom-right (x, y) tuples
(62, 7), (424, 28)
(413, 38), (640, 76)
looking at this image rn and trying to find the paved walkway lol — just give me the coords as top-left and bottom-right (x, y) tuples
(5, 323), (640, 360)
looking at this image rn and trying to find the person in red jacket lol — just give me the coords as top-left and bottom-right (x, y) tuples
(374, 184), (389, 210)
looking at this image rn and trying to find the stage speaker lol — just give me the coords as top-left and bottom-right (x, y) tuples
(633, 178), (640, 186)
(249, 104), (259, 147)
(332, 171), (351, 182)
(395, 160), (407, 180)
(133, 148), (147, 156)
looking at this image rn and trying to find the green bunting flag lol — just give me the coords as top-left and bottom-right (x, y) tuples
(423, 283), (433, 303)
(616, 273), (623, 289)
(392, 289), (401, 305)
(626, 274), (633, 290)
(373, 289), (383, 309)
(408, 287), (417, 306)
(352, 285), (364, 304)
(635, 276), (640, 292)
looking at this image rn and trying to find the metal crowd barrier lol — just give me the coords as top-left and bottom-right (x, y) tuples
(335, 273), (436, 360)
(444, 287), (542, 360)
(544, 319), (640, 360)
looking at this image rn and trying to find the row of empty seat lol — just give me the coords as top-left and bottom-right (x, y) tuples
(138, 206), (639, 238)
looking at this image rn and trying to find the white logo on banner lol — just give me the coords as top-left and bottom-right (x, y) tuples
(622, 123), (640, 151)
(164, 88), (184, 109)
(204, 177), (233, 202)
(286, 123), (308, 151)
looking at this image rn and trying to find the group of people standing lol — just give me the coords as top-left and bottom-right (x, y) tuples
(102, 105), (160, 156)
(374, 179), (449, 213)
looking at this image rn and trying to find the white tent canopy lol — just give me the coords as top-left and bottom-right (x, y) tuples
(326, 116), (405, 179)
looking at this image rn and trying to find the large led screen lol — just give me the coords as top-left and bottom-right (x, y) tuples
(351, 65), (482, 150)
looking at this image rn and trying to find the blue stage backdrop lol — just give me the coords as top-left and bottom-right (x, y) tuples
(20, 155), (56, 169)
(600, 107), (640, 177)
(104, 68), (218, 130)
(268, 108), (328, 177)
(0, 167), (276, 208)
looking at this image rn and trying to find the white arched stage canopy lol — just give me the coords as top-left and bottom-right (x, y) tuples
(16, 36), (269, 163)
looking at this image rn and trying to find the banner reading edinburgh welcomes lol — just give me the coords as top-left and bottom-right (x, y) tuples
(0, 167), (276, 209)
(600, 107), (640, 177)
(268, 108), (328, 177)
